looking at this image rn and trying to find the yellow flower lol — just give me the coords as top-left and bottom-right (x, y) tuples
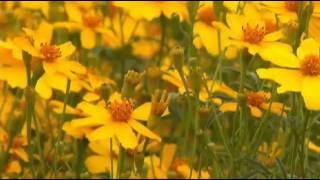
(79, 69), (116, 103)
(258, 1), (299, 23)
(257, 142), (282, 167)
(308, 140), (320, 153)
(257, 38), (320, 110)
(193, 1), (230, 56)
(54, 2), (106, 49)
(113, 1), (189, 21)
(0, 40), (27, 88)
(14, 21), (86, 79)
(66, 92), (161, 149)
(214, 13), (286, 55)
(219, 89), (289, 118)
(85, 140), (118, 175)
(144, 144), (177, 179)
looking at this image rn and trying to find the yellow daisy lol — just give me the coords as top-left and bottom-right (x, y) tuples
(66, 92), (161, 149)
(257, 38), (320, 110)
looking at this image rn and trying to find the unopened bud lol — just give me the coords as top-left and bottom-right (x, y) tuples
(170, 45), (184, 72)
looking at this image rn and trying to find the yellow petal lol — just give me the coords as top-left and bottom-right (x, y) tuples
(249, 106), (263, 118)
(263, 30), (283, 42)
(258, 43), (299, 68)
(219, 102), (238, 113)
(297, 38), (319, 60)
(70, 117), (105, 128)
(58, 41), (76, 58)
(301, 76), (320, 110)
(35, 75), (53, 99)
(257, 68), (303, 93)
(13, 37), (40, 56)
(161, 144), (177, 171)
(83, 92), (100, 102)
(128, 119), (161, 142)
(81, 28), (96, 49)
(226, 13), (246, 38)
(85, 155), (115, 174)
(308, 141), (320, 153)
(34, 21), (53, 49)
(76, 102), (108, 118)
(86, 125), (115, 141)
(260, 102), (288, 117)
(0, 65), (27, 88)
(132, 102), (151, 121)
(88, 140), (112, 156)
(115, 123), (138, 149)
(12, 148), (29, 162)
(5, 160), (21, 174)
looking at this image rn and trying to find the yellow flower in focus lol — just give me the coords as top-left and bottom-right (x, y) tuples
(66, 92), (161, 149)
(14, 21), (86, 79)
(113, 1), (189, 21)
(220, 89), (289, 118)
(257, 142), (282, 167)
(257, 38), (320, 110)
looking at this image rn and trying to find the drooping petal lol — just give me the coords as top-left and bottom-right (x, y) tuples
(297, 38), (319, 60)
(301, 76), (320, 110)
(132, 102), (151, 121)
(128, 119), (161, 142)
(81, 28), (96, 49)
(83, 92), (100, 102)
(257, 68), (303, 93)
(263, 30), (283, 42)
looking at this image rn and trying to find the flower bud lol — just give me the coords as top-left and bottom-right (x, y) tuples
(170, 45), (184, 72)
(121, 70), (144, 98)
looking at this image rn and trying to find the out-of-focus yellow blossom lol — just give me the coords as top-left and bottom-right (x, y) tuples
(257, 142), (282, 167)
(0, 127), (29, 174)
(113, 1), (189, 21)
(257, 38), (320, 110)
(0, 40), (26, 88)
(193, 1), (230, 56)
(258, 1), (299, 23)
(144, 144), (177, 179)
(308, 140), (320, 153)
(85, 140), (118, 175)
(65, 92), (161, 149)
(79, 69), (116, 103)
(170, 158), (211, 179)
(220, 89), (289, 118)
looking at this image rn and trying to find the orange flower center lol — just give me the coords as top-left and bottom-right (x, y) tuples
(109, 100), (133, 122)
(82, 12), (103, 28)
(285, 1), (299, 12)
(198, 6), (215, 26)
(40, 43), (61, 62)
(300, 55), (320, 76)
(242, 24), (266, 44)
(246, 91), (268, 107)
